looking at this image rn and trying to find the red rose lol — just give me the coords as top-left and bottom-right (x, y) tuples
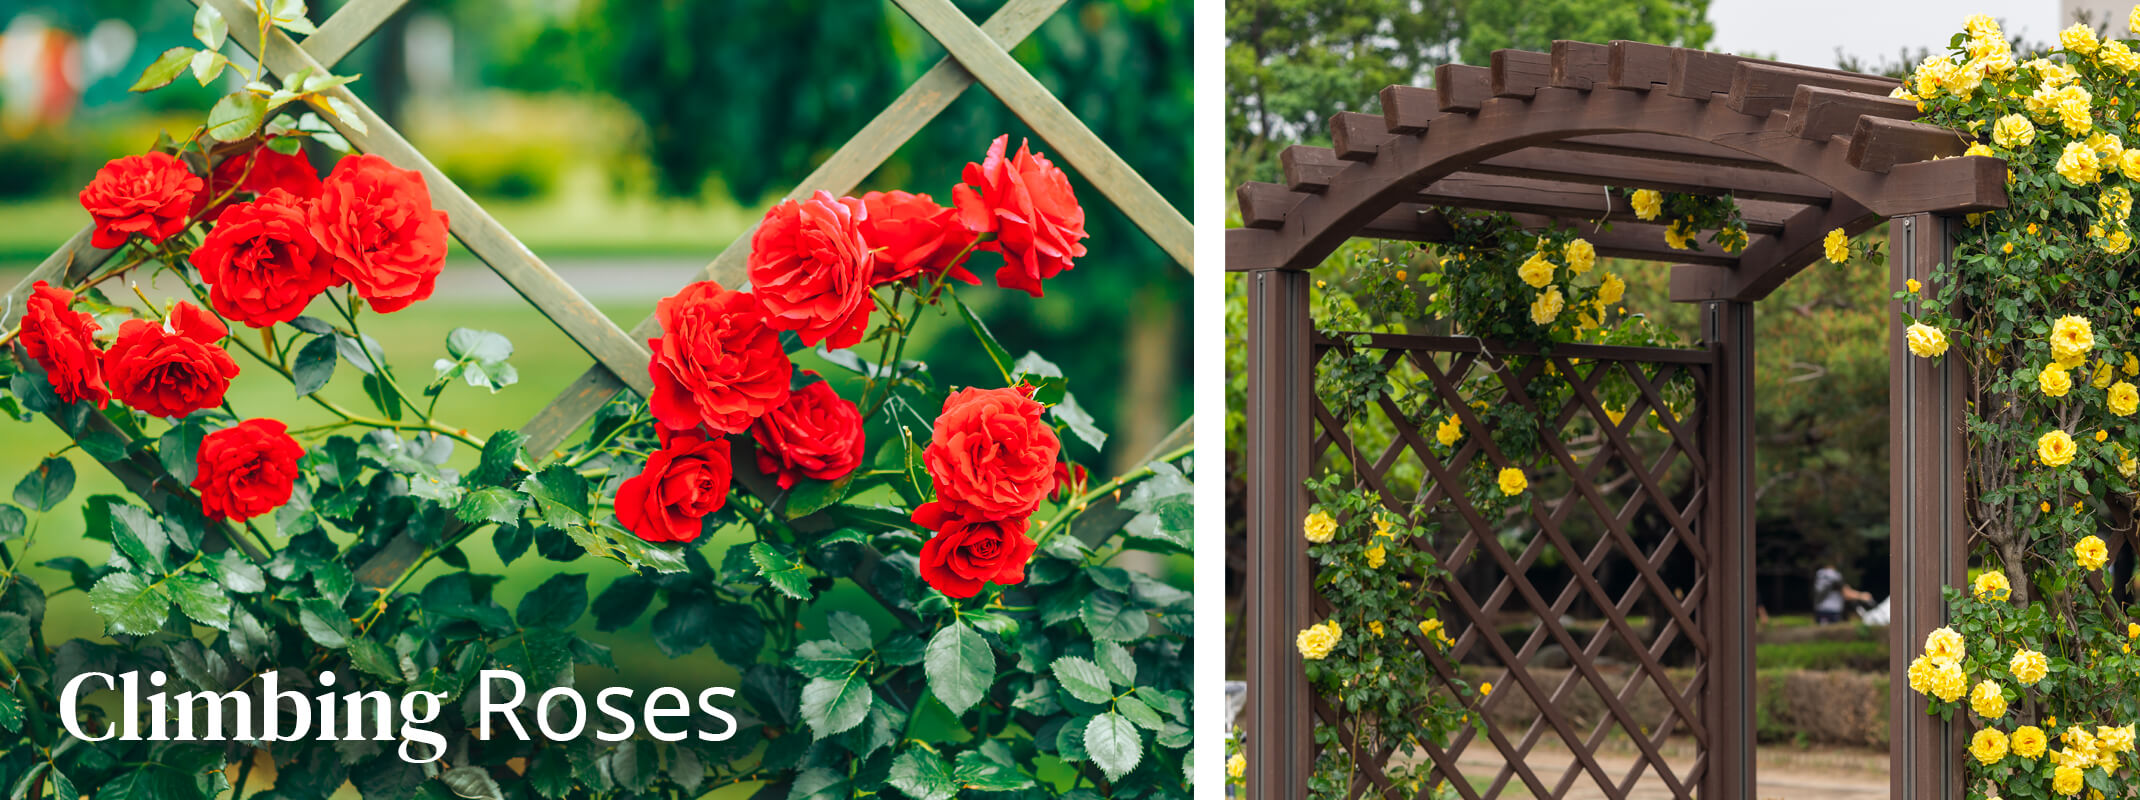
(189, 189), (343, 328)
(79, 152), (203, 249)
(307, 154), (450, 313)
(615, 429), (733, 543)
(922, 385), (1060, 519)
(102, 301), (239, 419)
(857, 190), (978, 287)
(747, 191), (874, 349)
(913, 501), (1036, 598)
(951, 135), (1088, 298)
(750, 376), (865, 489)
(201, 138), (322, 219)
(646, 281), (792, 434)
(18, 281), (109, 409)
(191, 418), (305, 521)
(1049, 462), (1088, 502)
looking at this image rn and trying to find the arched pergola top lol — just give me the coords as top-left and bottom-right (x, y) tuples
(1227, 40), (2010, 302)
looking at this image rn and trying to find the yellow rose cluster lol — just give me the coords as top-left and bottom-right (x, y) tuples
(1295, 619), (1341, 660)
(1906, 626), (1970, 703)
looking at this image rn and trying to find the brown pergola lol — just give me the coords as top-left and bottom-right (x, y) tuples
(1230, 41), (1999, 799)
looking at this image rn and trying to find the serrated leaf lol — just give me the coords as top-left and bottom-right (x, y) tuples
(953, 751), (1034, 792)
(190, 49), (228, 85)
(107, 503), (168, 574)
(800, 673), (872, 738)
(207, 91), (269, 142)
(292, 334), (337, 396)
(298, 596), (352, 648)
(455, 487), (524, 525)
(1085, 712), (1143, 781)
(887, 748), (955, 800)
(88, 572), (172, 636)
(0, 690), (20, 732)
(170, 573), (231, 630)
(1098, 641), (1137, 686)
(132, 47), (196, 91)
(1081, 590), (1150, 641)
(1052, 392), (1108, 451)
(192, 3), (227, 49)
(14, 456), (75, 512)
(1053, 655), (1114, 704)
(925, 621), (993, 716)
(520, 465), (589, 528)
(515, 573), (588, 629)
(1116, 693), (1165, 731)
(750, 543), (811, 599)
(440, 766), (502, 800)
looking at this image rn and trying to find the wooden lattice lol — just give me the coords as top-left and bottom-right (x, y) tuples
(1307, 333), (1717, 800)
(2, 0), (1194, 584)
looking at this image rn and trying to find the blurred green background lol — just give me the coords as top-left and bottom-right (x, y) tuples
(0, 0), (1189, 706)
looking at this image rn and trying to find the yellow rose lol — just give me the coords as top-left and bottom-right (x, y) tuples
(1296, 619), (1341, 660)
(2106, 187), (2135, 222)
(1913, 56), (1954, 98)
(2012, 649), (2048, 685)
(1564, 238), (1595, 274)
(1435, 414), (1464, 447)
(1664, 220), (1694, 250)
(1994, 113), (2036, 148)
(1907, 323), (1949, 358)
(2077, 534), (2109, 570)
(1227, 753), (1246, 779)
(2125, 353), (2137, 376)
(2041, 429), (2078, 466)
(1603, 405), (1628, 426)
(2015, 725), (2050, 758)
(2053, 315), (2095, 365)
(2114, 382), (2139, 416)
(1367, 620), (1384, 637)
(1364, 542), (1386, 569)
(1530, 287), (1565, 326)
(2093, 360), (2116, 389)
(1926, 626), (1967, 663)
(2121, 447), (2138, 479)
(1599, 273), (1626, 305)
(2060, 140), (2104, 185)
(1928, 660), (1967, 702)
(2100, 724), (2135, 754)
(1304, 511), (1337, 543)
(1517, 252), (1555, 288)
(2059, 89), (2095, 136)
(1419, 618), (1443, 638)
(1974, 569), (2011, 600)
(2106, 228), (2133, 255)
(1906, 278), (1921, 293)
(2041, 364), (2074, 397)
(1965, 142), (1993, 158)
(1824, 228), (1851, 263)
(2091, 132), (2128, 163)
(1966, 13), (2001, 40)
(1631, 189), (1662, 221)
(1971, 679), (2008, 719)
(2133, 4), (2140, 34)
(2062, 22), (2100, 56)
(1972, 727), (2010, 764)
(2054, 764), (2084, 796)
(1478, 681), (1492, 697)
(1906, 654), (1937, 694)
(1497, 467), (1527, 496)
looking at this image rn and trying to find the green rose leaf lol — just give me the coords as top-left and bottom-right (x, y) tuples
(88, 572), (173, 636)
(520, 464), (590, 528)
(13, 456), (75, 512)
(1081, 590), (1151, 641)
(292, 334), (338, 396)
(1085, 711), (1143, 781)
(107, 503), (169, 573)
(515, 573), (589, 629)
(1116, 692), (1166, 731)
(1052, 655), (1114, 704)
(750, 542), (812, 599)
(298, 596), (353, 648)
(131, 47), (197, 92)
(800, 672), (873, 738)
(170, 574), (232, 630)
(886, 748), (956, 800)
(0, 689), (21, 732)
(952, 750), (1035, 792)
(925, 621), (994, 716)
(206, 90), (270, 143)
(1098, 641), (1138, 685)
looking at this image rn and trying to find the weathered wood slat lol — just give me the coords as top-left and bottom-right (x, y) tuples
(1281, 145), (1343, 192)
(1419, 173), (1799, 235)
(1468, 148), (1834, 204)
(2, 228), (113, 318)
(1236, 182), (1302, 229)
(1542, 133), (1791, 172)
(1848, 116), (1967, 173)
(1551, 40), (1612, 90)
(1787, 85), (1919, 141)
(1435, 64), (1492, 112)
(1726, 62), (1900, 117)
(1380, 85), (1442, 134)
(516, 0), (1070, 458)
(1670, 195), (1878, 302)
(1348, 204), (1753, 267)
(203, 0), (654, 402)
(1607, 40), (1675, 90)
(890, 0), (1192, 269)
(1491, 49), (1553, 98)
(1330, 111), (1393, 161)
(302, 0), (413, 66)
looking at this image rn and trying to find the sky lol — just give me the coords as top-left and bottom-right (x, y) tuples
(1708, 0), (2066, 71)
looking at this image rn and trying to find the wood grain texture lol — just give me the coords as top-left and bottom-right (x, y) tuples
(1329, 111), (1393, 161)
(1490, 49), (1553, 98)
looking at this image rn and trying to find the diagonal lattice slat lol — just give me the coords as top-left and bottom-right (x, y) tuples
(1307, 332), (1717, 800)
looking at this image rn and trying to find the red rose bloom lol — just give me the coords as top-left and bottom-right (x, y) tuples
(201, 138), (322, 219)
(307, 154), (450, 313)
(189, 189), (343, 328)
(751, 376), (865, 489)
(857, 190), (978, 287)
(191, 418), (305, 521)
(952, 135), (1089, 298)
(1049, 462), (1088, 502)
(913, 501), (1036, 598)
(747, 191), (874, 349)
(102, 301), (239, 419)
(646, 281), (793, 434)
(922, 385), (1060, 519)
(615, 430), (733, 543)
(79, 152), (203, 249)
(18, 281), (110, 409)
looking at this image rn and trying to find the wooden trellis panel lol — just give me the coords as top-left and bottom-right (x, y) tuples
(4, 0), (1194, 585)
(1304, 332), (1726, 800)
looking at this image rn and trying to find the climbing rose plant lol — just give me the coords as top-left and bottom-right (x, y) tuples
(1899, 9), (2140, 799)
(0, 7), (1192, 798)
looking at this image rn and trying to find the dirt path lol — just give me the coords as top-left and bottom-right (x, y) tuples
(1444, 739), (1889, 799)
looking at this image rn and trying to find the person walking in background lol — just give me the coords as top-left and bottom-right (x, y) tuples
(1813, 557), (1873, 625)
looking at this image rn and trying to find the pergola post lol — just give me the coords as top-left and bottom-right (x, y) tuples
(1700, 300), (1757, 799)
(1247, 268), (1314, 798)
(1889, 212), (1968, 798)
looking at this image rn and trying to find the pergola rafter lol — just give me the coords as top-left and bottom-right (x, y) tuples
(1240, 38), (1995, 800)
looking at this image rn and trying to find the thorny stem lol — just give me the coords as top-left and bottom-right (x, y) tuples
(1029, 442), (1194, 551)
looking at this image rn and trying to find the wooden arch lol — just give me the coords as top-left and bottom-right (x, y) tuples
(1226, 41), (2006, 299)
(1236, 40), (1996, 800)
